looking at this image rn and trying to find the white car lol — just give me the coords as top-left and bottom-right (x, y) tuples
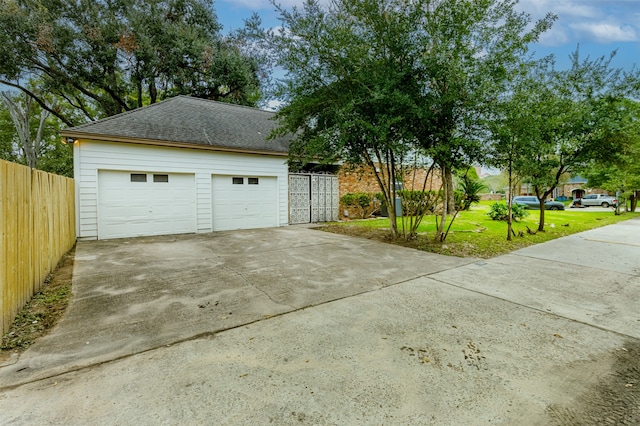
(576, 194), (617, 208)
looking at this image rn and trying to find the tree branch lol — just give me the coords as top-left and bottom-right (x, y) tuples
(0, 80), (74, 127)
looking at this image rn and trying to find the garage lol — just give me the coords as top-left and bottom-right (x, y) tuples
(212, 175), (278, 231)
(63, 96), (291, 240)
(97, 170), (196, 239)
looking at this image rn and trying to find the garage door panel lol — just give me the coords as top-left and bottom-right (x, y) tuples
(212, 175), (278, 231)
(98, 171), (196, 239)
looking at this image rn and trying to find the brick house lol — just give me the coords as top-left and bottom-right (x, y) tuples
(518, 175), (608, 200)
(337, 164), (442, 218)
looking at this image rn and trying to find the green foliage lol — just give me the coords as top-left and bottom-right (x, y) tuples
(325, 203), (638, 258)
(340, 192), (373, 219)
(265, 0), (555, 240)
(398, 190), (439, 240)
(38, 140), (73, 177)
(489, 50), (640, 231)
(0, 92), (72, 176)
(266, 0), (436, 237)
(481, 173), (508, 193)
(581, 99), (640, 211)
(0, 0), (263, 125)
(455, 172), (486, 211)
(0, 103), (17, 162)
(487, 202), (528, 222)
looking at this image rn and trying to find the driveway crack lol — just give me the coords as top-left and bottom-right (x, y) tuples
(221, 264), (297, 310)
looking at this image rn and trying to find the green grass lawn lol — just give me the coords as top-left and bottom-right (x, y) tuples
(323, 201), (639, 258)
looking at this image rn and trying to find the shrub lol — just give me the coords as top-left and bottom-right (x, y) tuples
(340, 192), (373, 218)
(455, 175), (487, 211)
(398, 190), (438, 240)
(487, 202), (528, 222)
(398, 190), (437, 217)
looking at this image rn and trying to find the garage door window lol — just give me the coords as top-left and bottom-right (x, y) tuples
(248, 177), (259, 185)
(153, 174), (169, 183)
(131, 173), (147, 182)
(232, 177), (244, 184)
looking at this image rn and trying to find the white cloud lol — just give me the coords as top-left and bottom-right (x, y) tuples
(517, 0), (599, 20)
(537, 27), (570, 47)
(570, 22), (638, 43)
(219, 0), (305, 10)
(517, 0), (640, 46)
(263, 99), (285, 111)
(219, 0), (270, 10)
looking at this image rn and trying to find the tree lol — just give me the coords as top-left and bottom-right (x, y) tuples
(0, 91), (72, 176)
(265, 0), (553, 240)
(0, 104), (18, 163)
(1, 91), (50, 169)
(267, 0), (430, 238)
(488, 62), (547, 240)
(501, 51), (639, 231)
(414, 0), (554, 241)
(582, 100), (640, 212)
(0, 0), (263, 125)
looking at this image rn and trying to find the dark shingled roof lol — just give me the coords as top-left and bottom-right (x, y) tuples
(61, 96), (289, 155)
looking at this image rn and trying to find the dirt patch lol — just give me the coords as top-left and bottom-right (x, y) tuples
(547, 340), (640, 425)
(0, 247), (75, 362)
(320, 224), (421, 248)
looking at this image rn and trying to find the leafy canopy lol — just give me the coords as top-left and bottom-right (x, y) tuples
(490, 50), (640, 230)
(0, 0), (263, 125)
(266, 0), (554, 239)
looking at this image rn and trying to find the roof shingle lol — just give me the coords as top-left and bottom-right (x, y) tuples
(61, 96), (289, 155)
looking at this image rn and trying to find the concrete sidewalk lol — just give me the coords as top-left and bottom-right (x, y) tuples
(1, 219), (639, 424)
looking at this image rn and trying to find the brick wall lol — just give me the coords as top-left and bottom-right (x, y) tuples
(480, 193), (504, 201)
(560, 183), (608, 198)
(337, 164), (442, 218)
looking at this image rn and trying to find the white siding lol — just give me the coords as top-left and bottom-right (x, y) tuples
(74, 140), (289, 240)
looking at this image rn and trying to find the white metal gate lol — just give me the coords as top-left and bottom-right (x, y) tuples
(289, 174), (338, 224)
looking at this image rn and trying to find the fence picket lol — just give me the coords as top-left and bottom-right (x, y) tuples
(0, 160), (75, 336)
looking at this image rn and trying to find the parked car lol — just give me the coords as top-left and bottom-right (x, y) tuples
(512, 196), (565, 210)
(575, 194), (617, 208)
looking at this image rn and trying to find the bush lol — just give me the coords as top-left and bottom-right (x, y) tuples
(487, 202), (528, 222)
(340, 192), (373, 218)
(398, 190), (437, 217)
(455, 175), (486, 211)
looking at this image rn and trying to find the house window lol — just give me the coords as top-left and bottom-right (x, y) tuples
(153, 174), (169, 183)
(248, 177), (259, 185)
(232, 177), (244, 184)
(131, 173), (147, 182)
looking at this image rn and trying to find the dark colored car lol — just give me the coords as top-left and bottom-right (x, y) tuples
(512, 196), (565, 210)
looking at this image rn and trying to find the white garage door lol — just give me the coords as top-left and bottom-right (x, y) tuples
(98, 170), (196, 239)
(212, 175), (278, 231)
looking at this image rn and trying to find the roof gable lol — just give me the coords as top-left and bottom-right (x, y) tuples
(61, 96), (289, 155)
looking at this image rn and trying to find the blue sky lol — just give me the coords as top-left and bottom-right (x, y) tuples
(216, 0), (640, 72)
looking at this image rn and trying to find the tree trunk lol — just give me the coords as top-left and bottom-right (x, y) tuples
(435, 164), (448, 242)
(538, 198), (545, 232)
(367, 151), (399, 238)
(506, 163), (513, 241)
(444, 167), (455, 214)
(630, 192), (637, 212)
(0, 92), (50, 169)
(149, 78), (158, 104)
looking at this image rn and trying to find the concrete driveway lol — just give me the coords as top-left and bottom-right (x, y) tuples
(1, 220), (639, 424)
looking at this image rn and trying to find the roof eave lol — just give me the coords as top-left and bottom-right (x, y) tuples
(61, 130), (289, 157)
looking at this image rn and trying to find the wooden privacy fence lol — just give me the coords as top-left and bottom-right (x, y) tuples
(0, 160), (76, 336)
